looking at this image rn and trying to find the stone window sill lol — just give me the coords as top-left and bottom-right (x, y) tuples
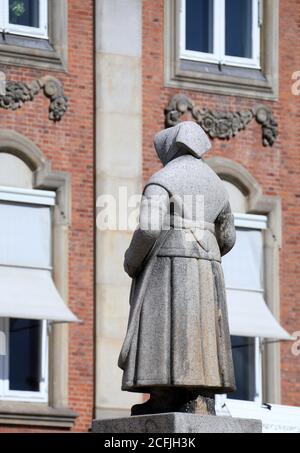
(166, 58), (276, 100)
(0, 35), (66, 72)
(0, 402), (78, 428)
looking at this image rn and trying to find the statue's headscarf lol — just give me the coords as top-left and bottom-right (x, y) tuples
(154, 121), (211, 166)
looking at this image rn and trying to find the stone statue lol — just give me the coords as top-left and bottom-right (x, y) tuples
(118, 121), (236, 416)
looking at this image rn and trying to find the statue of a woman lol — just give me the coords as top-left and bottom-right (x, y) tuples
(118, 122), (236, 416)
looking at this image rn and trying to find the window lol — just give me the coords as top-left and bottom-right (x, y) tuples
(0, 318), (48, 402)
(220, 210), (289, 405)
(0, 192), (52, 403)
(181, 0), (260, 68)
(0, 0), (67, 71)
(207, 160), (287, 407)
(165, 0), (279, 99)
(222, 216), (265, 403)
(0, 141), (77, 427)
(0, 0), (48, 39)
(0, 186), (77, 403)
(230, 337), (262, 403)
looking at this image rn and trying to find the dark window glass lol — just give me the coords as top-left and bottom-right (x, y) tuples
(225, 0), (253, 58)
(186, 0), (214, 54)
(9, 319), (41, 392)
(230, 336), (256, 401)
(9, 0), (40, 28)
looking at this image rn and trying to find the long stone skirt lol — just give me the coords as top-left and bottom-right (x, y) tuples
(120, 256), (236, 394)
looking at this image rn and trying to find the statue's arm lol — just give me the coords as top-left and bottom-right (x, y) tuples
(124, 184), (169, 278)
(215, 201), (236, 257)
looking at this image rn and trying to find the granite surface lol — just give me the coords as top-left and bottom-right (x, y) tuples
(92, 413), (262, 433)
(119, 123), (236, 404)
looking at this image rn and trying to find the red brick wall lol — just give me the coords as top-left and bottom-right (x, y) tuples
(278, 0), (300, 406)
(142, 0), (300, 407)
(0, 1), (94, 432)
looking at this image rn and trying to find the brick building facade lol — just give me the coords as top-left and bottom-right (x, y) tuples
(0, 0), (299, 434)
(142, 0), (300, 409)
(0, 1), (94, 432)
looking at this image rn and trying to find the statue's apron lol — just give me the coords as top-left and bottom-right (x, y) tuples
(118, 183), (216, 370)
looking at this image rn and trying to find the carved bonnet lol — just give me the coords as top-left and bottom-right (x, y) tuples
(154, 121), (212, 166)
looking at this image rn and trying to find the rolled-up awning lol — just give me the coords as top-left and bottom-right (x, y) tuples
(0, 266), (79, 323)
(226, 288), (292, 340)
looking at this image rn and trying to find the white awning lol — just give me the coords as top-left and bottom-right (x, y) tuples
(0, 266), (79, 323)
(226, 288), (292, 340)
(0, 194), (79, 324)
(0, 186), (56, 206)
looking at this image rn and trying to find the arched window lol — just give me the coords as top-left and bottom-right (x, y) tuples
(0, 130), (77, 426)
(223, 182), (267, 403)
(206, 157), (290, 410)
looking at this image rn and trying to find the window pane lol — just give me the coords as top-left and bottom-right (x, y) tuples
(230, 336), (256, 401)
(185, 0), (214, 54)
(9, 319), (41, 392)
(225, 0), (252, 58)
(0, 203), (51, 270)
(9, 0), (40, 28)
(222, 228), (264, 291)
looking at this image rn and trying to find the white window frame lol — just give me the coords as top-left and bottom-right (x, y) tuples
(180, 0), (261, 69)
(0, 0), (48, 39)
(0, 186), (54, 403)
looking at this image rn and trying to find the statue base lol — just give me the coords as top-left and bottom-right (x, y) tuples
(92, 413), (262, 433)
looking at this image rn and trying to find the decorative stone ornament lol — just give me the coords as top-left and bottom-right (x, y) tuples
(0, 75), (68, 122)
(165, 93), (278, 147)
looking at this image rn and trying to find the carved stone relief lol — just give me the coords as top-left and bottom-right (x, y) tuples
(0, 75), (68, 122)
(165, 94), (278, 147)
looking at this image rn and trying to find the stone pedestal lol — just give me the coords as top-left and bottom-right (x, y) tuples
(92, 413), (262, 433)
